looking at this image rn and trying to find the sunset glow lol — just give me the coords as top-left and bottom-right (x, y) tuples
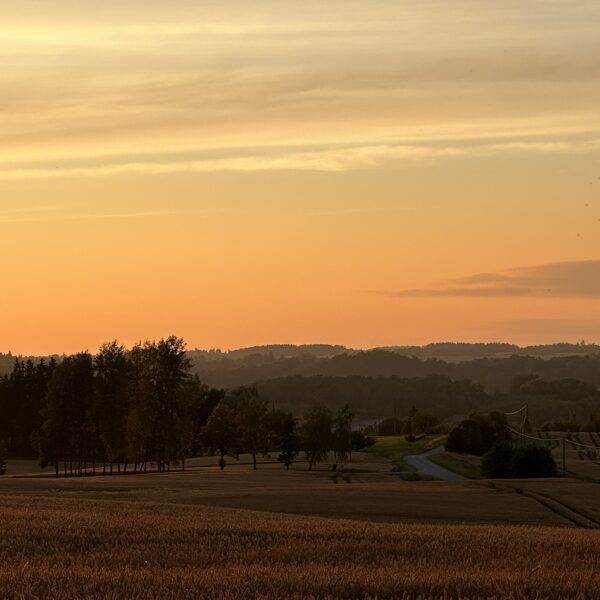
(2, 0), (600, 353)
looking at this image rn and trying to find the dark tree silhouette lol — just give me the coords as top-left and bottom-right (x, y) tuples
(301, 406), (333, 470)
(201, 403), (239, 470)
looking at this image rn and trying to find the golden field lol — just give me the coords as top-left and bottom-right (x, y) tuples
(1, 461), (600, 599)
(1, 491), (599, 600)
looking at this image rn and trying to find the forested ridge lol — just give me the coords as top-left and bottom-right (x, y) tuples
(189, 350), (600, 391)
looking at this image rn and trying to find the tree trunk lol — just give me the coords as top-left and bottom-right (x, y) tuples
(252, 453), (257, 470)
(55, 463), (59, 478)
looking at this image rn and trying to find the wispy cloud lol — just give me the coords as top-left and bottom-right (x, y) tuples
(0, 132), (598, 180)
(368, 260), (600, 298)
(0, 208), (208, 224)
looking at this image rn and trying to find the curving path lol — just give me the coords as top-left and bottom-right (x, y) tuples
(404, 445), (466, 481)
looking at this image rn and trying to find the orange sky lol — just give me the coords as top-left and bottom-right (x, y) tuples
(1, 1), (600, 354)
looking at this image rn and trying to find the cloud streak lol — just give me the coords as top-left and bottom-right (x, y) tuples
(0, 133), (598, 180)
(369, 260), (600, 299)
(0, 208), (209, 224)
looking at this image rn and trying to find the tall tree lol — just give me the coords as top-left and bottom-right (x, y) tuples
(201, 403), (239, 469)
(332, 404), (354, 465)
(127, 337), (192, 472)
(301, 406), (333, 470)
(264, 409), (298, 469)
(229, 386), (268, 470)
(186, 376), (225, 457)
(94, 342), (130, 473)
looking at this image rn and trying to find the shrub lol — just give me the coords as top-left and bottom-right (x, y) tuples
(511, 444), (557, 478)
(350, 431), (374, 451)
(481, 442), (513, 478)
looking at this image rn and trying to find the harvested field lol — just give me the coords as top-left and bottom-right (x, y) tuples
(0, 468), (577, 526)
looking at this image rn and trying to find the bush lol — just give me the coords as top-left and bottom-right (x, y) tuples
(350, 431), (375, 451)
(0, 440), (7, 476)
(481, 442), (513, 478)
(511, 444), (557, 478)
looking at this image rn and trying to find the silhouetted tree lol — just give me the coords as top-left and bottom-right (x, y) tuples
(301, 406), (333, 470)
(228, 386), (268, 470)
(187, 377), (225, 456)
(127, 337), (192, 472)
(263, 409), (297, 469)
(94, 341), (130, 474)
(332, 404), (354, 465)
(201, 403), (239, 469)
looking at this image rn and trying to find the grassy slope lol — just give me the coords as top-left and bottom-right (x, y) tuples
(366, 434), (447, 471)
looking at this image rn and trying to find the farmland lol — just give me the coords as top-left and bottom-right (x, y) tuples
(2, 445), (600, 599)
(1, 486), (599, 600)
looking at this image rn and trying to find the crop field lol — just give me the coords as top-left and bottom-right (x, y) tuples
(2, 447), (599, 599)
(1, 491), (599, 600)
(2, 464), (593, 527)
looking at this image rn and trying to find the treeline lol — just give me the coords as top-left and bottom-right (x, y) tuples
(0, 338), (370, 476)
(188, 350), (600, 392)
(256, 375), (489, 419)
(5, 347), (600, 392)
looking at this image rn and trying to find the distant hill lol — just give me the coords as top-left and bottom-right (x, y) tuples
(189, 350), (600, 392)
(2, 343), (600, 393)
(188, 344), (352, 361)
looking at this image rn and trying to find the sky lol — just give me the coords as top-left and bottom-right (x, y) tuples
(1, 0), (600, 354)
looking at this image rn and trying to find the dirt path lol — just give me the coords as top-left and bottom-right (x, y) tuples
(404, 445), (466, 481)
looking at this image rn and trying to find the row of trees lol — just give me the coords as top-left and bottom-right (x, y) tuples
(0, 338), (369, 476)
(202, 400), (364, 471)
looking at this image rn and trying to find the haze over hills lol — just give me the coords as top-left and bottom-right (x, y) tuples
(3, 342), (600, 393)
(189, 342), (600, 362)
